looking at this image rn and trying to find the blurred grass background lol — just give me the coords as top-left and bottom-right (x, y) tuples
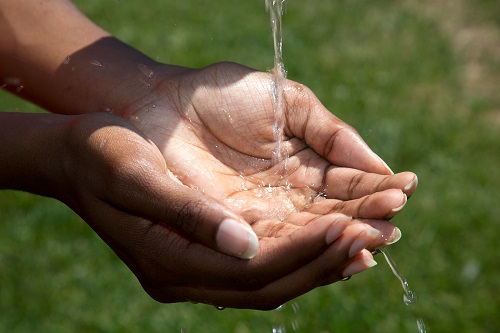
(1, 0), (499, 332)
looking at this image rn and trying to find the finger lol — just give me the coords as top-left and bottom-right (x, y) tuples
(307, 188), (407, 220)
(149, 181), (260, 259)
(142, 214), (352, 303)
(322, 168), (419, 199)
(162, 219), (382, 309)
(103, 158), (259, 259)
(250, 212), (346, 237)
(359, 218), (402, 248)
(285, 83), (393, 175)
(68, 113), (258, 259)
(339, 250), (377, 281)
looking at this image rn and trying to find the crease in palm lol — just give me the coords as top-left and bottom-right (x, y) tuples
(128, 65), (394, 238)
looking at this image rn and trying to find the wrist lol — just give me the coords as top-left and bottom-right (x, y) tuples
(43, 37), (188, 118)
(0, 113), (69, 198)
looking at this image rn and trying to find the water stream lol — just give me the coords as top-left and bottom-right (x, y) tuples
(266, 0), (289, 174)
(266, 2), (300, 332)
(264, 1), (426, 332)
(379, 248), (427, 333)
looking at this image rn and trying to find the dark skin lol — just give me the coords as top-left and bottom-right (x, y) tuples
(0, 0), (417, 309)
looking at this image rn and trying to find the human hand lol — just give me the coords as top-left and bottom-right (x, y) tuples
(50, 112), (401, 309)
(124, 61), (417, 227)
(100, 62), (419, 306)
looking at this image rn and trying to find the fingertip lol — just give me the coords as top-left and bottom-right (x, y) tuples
(403, 174), (419, 195)
(342, 250), (378, 278)
(216, 218), (259, 259)
(371, 151), (394, 175)
(241, 226), (259, 259)
(348, 227), (382, 258)
(384, 226), (402, 246)
(381, 159), (394, 175)
(390, 193), (408, 214)
(325, 214), (352, 245)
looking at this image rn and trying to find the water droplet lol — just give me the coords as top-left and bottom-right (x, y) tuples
(90, 60), (104, 67)
(63, 56), (71, 65)
(380, 247), (427, 332)
(138, 64), (155, 79)
(403, 290), (416, 306)
(417, 318), (427, 333)
(272, 326), (286, 333)
(102, 106), (113, 113)
(152, 104), (156, 108)
(215, 306), (225, 310)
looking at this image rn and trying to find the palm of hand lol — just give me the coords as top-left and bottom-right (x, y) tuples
(127, 62), (406, 237)
(127, 64), (324, 222)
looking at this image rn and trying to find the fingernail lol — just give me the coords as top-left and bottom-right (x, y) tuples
(348, 228), (381, 258)
(216, 218), (259, 259)
(382, 160), (394, 175)
(325, 215), (352, 244)
(342, 257), (377, 278)
(374, 153), (394, 175)
(404, 175), (419, 192)
(391, 194), (407, 213)
(385, 227), (402, 245)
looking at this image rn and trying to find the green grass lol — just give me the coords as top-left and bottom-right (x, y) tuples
(1, 0), (499, 332)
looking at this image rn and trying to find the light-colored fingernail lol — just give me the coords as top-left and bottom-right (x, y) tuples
(348, 228), (381, 258)
(385, 227), (402, 245)
(216, 218), (259, 259)
(382, 160), (394, 175)
(342, 257), (377, 278)
(372, 151), (394, 175)
(325, 215), (352, 244)
(391, 194), (407, 213)
(404, 175), (419, 192)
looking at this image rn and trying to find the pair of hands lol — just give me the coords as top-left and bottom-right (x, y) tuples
(57, 61), (417, 310)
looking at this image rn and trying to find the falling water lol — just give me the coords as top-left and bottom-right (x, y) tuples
(266, 2), (299, 332)
(379, 247), (427, 333)
(266, 0), (289, 176)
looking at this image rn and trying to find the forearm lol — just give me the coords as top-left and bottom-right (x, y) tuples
(0, 0), (167, 116)
(0, 113), (69, 197)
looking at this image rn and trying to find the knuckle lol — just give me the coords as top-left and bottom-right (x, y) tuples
(347, 172), (365, 198)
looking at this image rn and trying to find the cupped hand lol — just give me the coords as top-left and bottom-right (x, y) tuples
(55, 62), (419, 309)
(125, 61), (417, 228)
(57, 112), (400, 309)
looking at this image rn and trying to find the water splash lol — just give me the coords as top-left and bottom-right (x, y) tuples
(138, 63), (155, 79)
(90, 60), (104, 67)
(266, 0), (289, 174)
(379, 247), (427, 333)
(269, 302), (301, 333)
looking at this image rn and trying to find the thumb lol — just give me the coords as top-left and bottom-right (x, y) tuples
(285, 84), (393, 175)
(164, 184), (259, 259)
(112, 168), (259, 259)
